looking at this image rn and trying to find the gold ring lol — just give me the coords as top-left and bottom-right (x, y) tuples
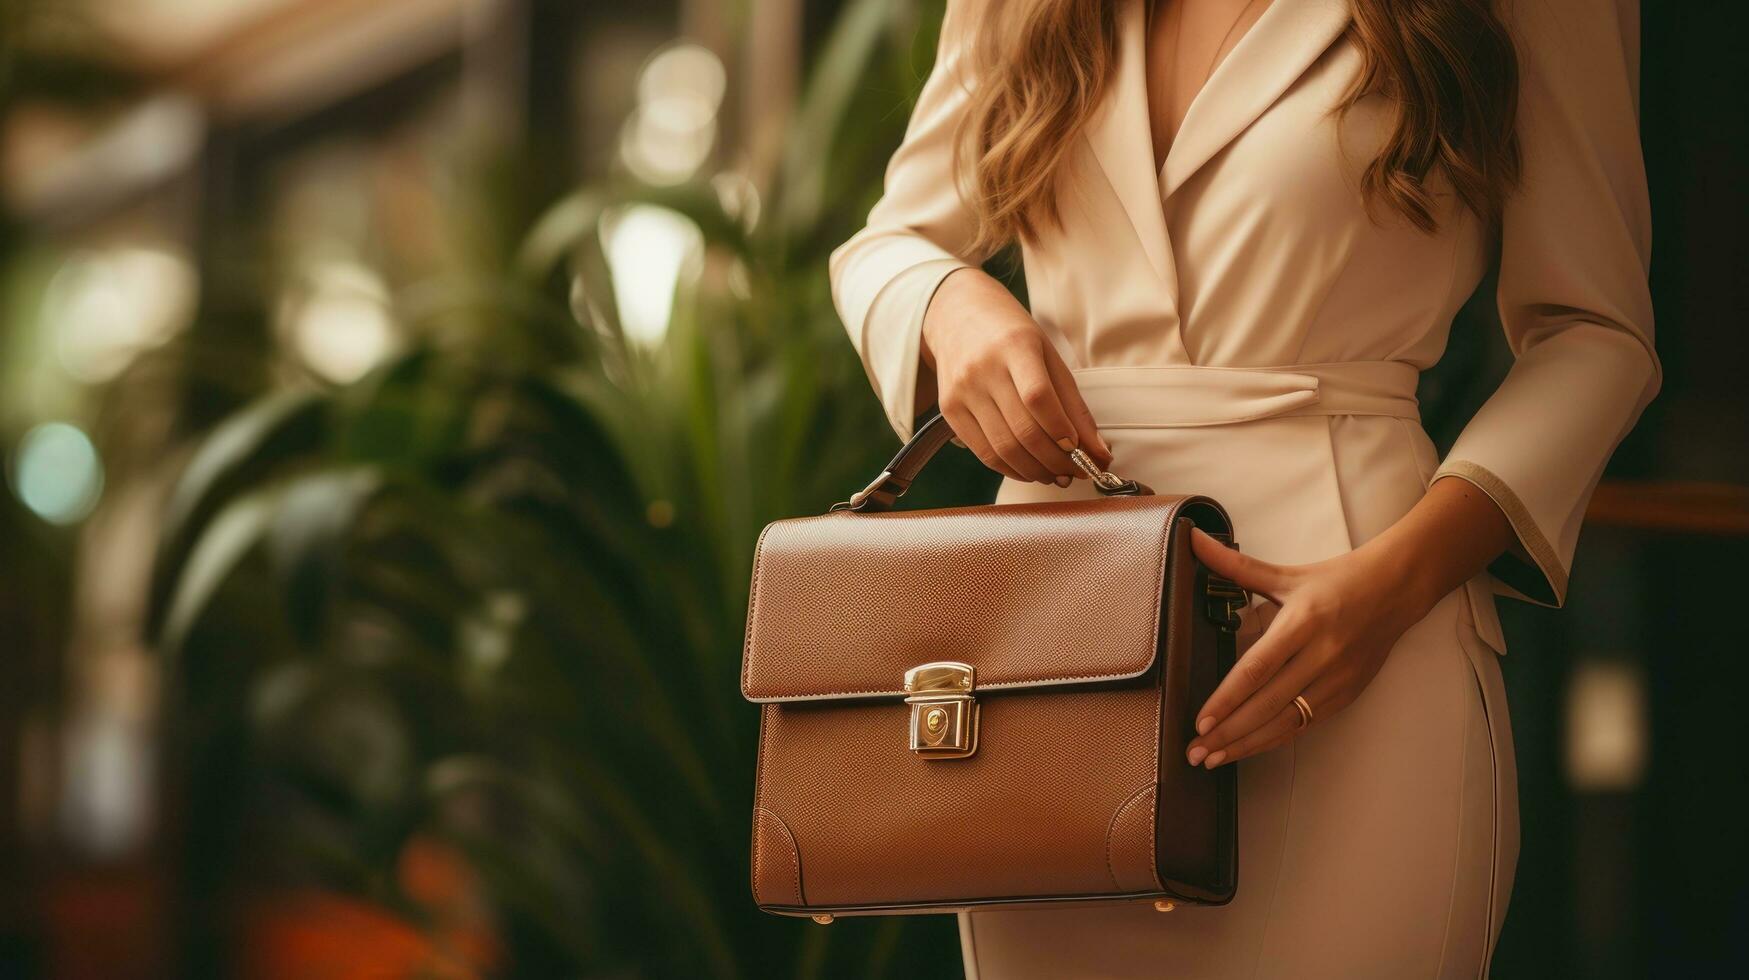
(1293, 695), (1314, 730)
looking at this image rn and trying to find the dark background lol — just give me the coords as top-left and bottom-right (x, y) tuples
(1, 1), (1744, 977)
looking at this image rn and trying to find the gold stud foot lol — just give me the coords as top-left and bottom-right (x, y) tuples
(1153, 900), (1176, 913)
(811, 913), (835, 925)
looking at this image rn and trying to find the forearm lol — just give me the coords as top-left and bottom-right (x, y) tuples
(1359, 476), (1517, 618)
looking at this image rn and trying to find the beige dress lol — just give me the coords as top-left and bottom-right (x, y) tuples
(829, 0), (1657, 976)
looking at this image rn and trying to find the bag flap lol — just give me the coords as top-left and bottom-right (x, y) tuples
(742, 494), (1207, 703)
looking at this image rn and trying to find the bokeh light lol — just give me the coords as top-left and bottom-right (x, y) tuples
(46, 245), (198, 383)
(1566, 661), (1649, 791)
(10, 421), (105, 525)
(711, 171), (761, 232)
(599, 204), (703, 345)
(278, 261), (398, 384)
(618, 42), (725, 185)
(636, 42), (726, 113)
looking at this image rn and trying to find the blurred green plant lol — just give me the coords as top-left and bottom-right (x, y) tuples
(148, 0), (990, 976)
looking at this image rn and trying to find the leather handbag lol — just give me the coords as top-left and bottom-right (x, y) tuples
(741, 414), (1247, 922)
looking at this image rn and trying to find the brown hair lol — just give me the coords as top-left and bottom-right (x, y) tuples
(954, 0), (1522, 252)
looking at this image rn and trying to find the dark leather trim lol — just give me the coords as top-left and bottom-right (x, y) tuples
(1144, 516), (1237, 904)
(834, 414), (960, 512)
(1159, 516), (1238, 904)
(1138, 516), (1237, 906)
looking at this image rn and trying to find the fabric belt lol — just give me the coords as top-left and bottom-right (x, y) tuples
(1071, 360), (1421, 428)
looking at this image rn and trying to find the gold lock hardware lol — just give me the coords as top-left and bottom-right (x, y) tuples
(904, 661), (978, 759)
(811, 913), (835, 925)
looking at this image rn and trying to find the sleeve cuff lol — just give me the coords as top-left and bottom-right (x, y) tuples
(1432, 460), (1569, 608)
(859, 258), (971, 442)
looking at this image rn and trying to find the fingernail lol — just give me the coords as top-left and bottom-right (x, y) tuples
(1196, 716), (1215, 735)
(1054, 475), (1071, 488)
(1186, 746), (1207, 767)
(1096, 434), (1113, 456)
(1056, 437), (1075, 452)
(1204, 750), (1227, 769)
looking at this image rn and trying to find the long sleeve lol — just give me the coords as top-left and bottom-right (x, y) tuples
(1432, 0), (1660, 607)
(829, 1), (988, 442)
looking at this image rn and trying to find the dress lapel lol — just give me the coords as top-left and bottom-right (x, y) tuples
(1083, 0), (1174, 284)
(1160, 0), (1353, 198)
(1082, 0), (1354, 285)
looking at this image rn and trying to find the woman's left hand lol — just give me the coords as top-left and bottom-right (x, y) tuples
(1181, 528), (1437, 769)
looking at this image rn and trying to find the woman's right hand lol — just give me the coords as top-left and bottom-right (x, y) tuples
(921, 268), (1114, 486)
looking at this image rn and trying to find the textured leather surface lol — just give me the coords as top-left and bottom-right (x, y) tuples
(751, 808), (803, 906)
(745, 499), (1238, 915)
(743, 495), (1194, 701)
(755, 684), (1162, 907)
(1106, 785), (1161, 893)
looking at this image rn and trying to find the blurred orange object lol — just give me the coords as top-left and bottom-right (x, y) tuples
(397, 835), (500, 972)
(239, 836), (498, 980)
(240, 891), (450, 980)
(398, 835), (472, 909)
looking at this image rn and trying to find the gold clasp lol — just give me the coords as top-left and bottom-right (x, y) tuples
(904, 661), (978, 759)
(1068, 447), (1129, 492)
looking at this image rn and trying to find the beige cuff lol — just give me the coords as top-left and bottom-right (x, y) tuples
(1432, 460), (1568, 608)
(860, 257), (972, 442)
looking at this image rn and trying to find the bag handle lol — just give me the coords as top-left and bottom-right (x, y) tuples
(832, 413), (1151, 513)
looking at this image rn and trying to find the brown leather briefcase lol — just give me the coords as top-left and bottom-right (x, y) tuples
(742, 414), (1245, 922)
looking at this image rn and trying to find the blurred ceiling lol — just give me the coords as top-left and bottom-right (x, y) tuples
(7, 0), (488, 221)
(85, 0), (295, 67)
(83, 0), (487, 119)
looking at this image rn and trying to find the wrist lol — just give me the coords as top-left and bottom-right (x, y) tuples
(1353, 476), (1517, 622)
(1353, 531), (1450, 625)
(920, 266), (981, 366)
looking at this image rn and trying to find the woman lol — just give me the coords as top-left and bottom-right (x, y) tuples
(829, 0), (1655, 975)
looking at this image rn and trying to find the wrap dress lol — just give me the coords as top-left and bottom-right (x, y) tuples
(828, 0), (1658, 975)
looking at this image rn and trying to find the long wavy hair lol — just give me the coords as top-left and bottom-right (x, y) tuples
(954, 0), (1522, 253)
